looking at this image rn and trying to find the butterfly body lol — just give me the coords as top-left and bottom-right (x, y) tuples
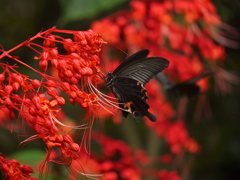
(105, 49), (169, 122)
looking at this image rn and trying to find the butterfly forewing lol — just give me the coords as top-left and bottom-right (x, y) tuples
(113, 57), (169, 85)
(112, 49), (150, 75)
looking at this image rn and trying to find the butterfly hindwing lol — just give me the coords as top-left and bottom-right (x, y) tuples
(110, 77), (156, 121)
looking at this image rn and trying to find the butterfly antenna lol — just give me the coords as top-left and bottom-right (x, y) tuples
(106, 42), (128, 55)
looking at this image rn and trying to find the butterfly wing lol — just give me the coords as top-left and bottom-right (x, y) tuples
(168, 83), (200, 97)
(167, 72), (212, 97)
(110, 77), (156, 122)
(112, 49), (150, 75)
(113, 51), (169, 85)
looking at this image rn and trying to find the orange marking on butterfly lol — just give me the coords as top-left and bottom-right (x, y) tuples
(142, 96), (147, 99)
(133, 111), (138, 115)
(124, 101), (133, 112)
(137, 82), (142, 86)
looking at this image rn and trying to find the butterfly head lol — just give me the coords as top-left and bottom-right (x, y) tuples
(105, 71), (114, 87)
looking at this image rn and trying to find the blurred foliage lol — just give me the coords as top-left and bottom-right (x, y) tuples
(58, 0), (129, 26)
(0, 0), (240, 180)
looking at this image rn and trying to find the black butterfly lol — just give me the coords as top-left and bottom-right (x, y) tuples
(155, 72), (212, 97)
(105, 49), (169, 122)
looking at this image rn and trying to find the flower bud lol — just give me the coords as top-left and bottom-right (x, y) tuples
(12, 82), (20, 91)
(65, 70), (73, 78)
(56, 96), (65, 106)
(63, 134), (73, 143)
(5, 85), (13, 95)
(0, 73), (5, 83)
(31, 79), (41, 88)
(70, 143), (80, 152)
(47, 87), (58, 97)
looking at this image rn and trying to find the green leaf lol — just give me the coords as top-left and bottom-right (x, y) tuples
(10, 149), (46, 178)
(58, 0), (127, 25)
(11, 148), (45, 165)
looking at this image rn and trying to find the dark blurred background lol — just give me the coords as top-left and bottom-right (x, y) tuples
(0, 0), (239, 179)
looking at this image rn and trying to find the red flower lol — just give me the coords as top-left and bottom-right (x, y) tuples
(0, 154), (37, 180)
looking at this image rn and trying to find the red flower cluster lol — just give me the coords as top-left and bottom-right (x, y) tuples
(0, 27), (107, 178)
(97, 136), (143, 180)
(71, 134), (178, 180)
(0, 154), (36, 180)
(165, 121), (200, 154)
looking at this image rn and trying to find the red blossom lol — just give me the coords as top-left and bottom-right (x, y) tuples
(160, 154), (173, 164)
(88, 134), (147, 180)
(0, 154), (37, 180)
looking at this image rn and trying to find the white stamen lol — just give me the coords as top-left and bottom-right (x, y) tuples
(49, 112), (88, 129)
(87, 78), (131, 114)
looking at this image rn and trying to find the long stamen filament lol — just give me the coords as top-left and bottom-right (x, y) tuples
(87, 79), (130, 113)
